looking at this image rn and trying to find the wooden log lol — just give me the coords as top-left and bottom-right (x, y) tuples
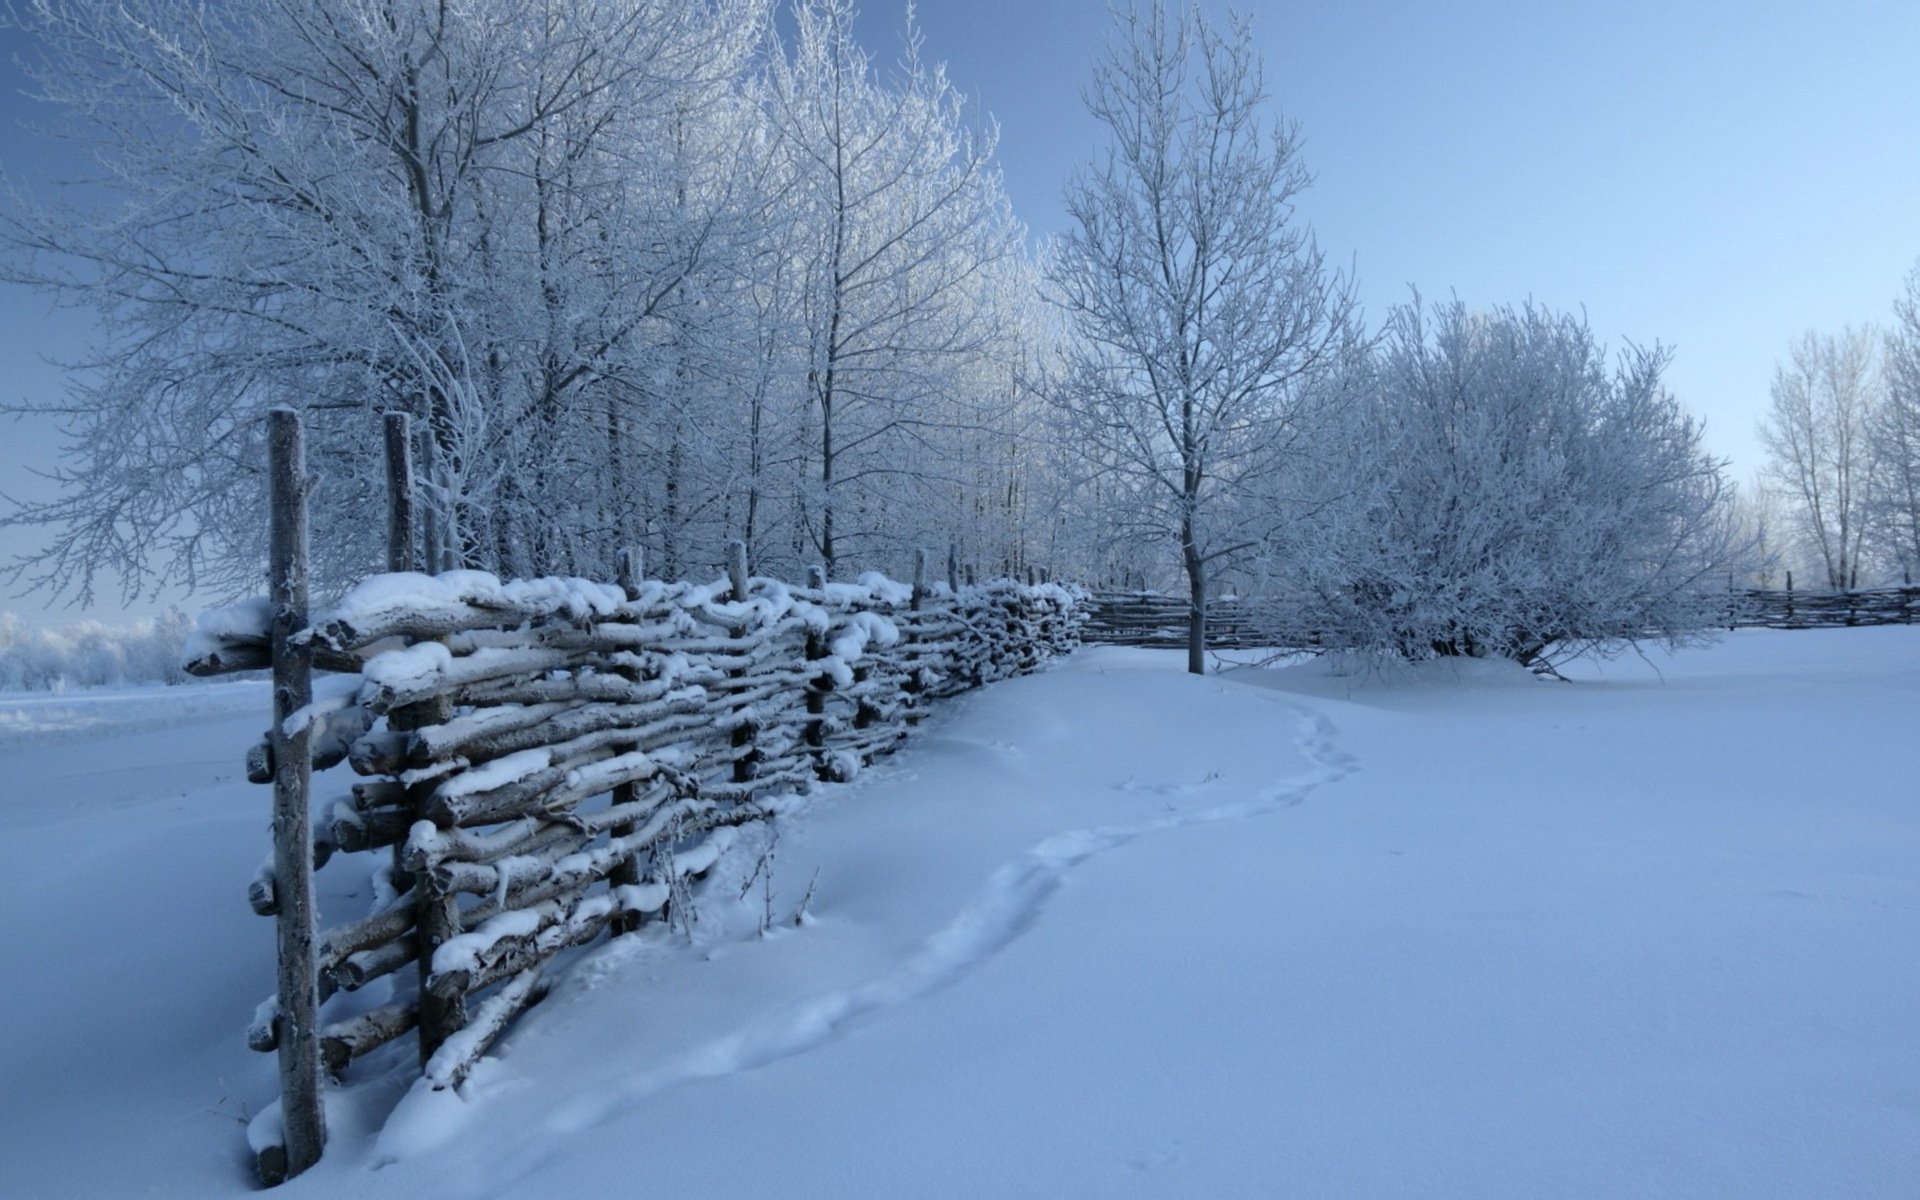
(266, 408), (325, 1178)
(347, 729), (412, 776)
(424, 967), (549, 1091)
(412, 692), (707, 779)
(427, 830), (598, 897)
(361, 645), (583, 714)
(328, 803), (413, 854)
(455, 669), (717, 711)
(425, 904), (610, 1007)
(329, 934), (418, 993)
(317, 897), (416, 971)
(185, 639), (369, 678)
(321, 1001), (418, 1076)
(430, 711), (722, 829)
(248, 868), (278, 917)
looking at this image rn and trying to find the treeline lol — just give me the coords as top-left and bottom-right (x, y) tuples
(3, 0), (1058, 599)
(0, 610), (193, 691)
(1753, 275), (1920, 589)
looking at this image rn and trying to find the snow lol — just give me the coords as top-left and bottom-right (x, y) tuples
(1, 628), (1916, 1197)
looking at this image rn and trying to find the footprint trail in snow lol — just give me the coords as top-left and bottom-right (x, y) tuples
(542, 696), (1354, 1138)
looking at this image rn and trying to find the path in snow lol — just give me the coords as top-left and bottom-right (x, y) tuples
(534, 696), (1355, 1140)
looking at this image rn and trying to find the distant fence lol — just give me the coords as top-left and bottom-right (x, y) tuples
(1083, 586), (1920, 649)
(189, 410), (1085, 1185)
(1732, 585), (1920, 629)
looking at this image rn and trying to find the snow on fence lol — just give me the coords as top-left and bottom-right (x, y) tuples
(1083, 585), (1920, 650)
(186, 411), (1085, 1185)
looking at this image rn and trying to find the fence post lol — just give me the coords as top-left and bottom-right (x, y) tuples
(607, 545), (648, 935)
(384, 412), (415, 574)
(804, 563), (832, 773)
(727, 539), (750, 602)
(912, 548), (927, 611)
(718, 541), (763, 793)
(265, 408), (325, 1183)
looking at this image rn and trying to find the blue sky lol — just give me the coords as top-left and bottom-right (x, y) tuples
(3, 0), (1917, 619)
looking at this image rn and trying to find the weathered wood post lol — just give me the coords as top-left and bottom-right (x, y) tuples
(804, 564), (831, 773)
(618, 546), (645, 598)
(912, 548), (928, 612)
(947, 543), (959, 592)
(608, 546), (648, 935)
(723, 541), (761, 793)
(384, 412), (415, 574)
(727, 539), (750, 603)
(265, 408), (325, 1183)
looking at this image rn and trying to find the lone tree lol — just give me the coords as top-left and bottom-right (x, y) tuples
(1048, 2), (1354, 674)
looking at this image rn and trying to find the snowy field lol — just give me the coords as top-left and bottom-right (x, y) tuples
(1, 628), (1915, 1198)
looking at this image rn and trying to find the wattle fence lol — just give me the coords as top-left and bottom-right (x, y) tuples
(1082, 586), (1920, 650)
(190, 410), (1085, 1184)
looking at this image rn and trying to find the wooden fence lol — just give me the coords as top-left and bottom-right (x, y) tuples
(188, 410), (1086, 1184)
(1083, 586), (1920, 649)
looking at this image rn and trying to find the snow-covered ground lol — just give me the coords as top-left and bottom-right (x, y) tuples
(2, 629), (1915, 1198)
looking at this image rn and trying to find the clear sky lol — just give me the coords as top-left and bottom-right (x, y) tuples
(3, 0), (1917, 620)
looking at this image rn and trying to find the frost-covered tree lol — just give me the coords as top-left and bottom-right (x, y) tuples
(764, 0), (1027, 578)
(1279, 300), (1742, 666)
(1758, 327), (1882, 590)
(1047, 2), (1355, 673)
(1872, 268), (1920, 580)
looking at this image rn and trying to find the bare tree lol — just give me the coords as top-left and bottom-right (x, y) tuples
(1758, 327), (1882, 589)
(1047, 2), (1355, 673)
(1873, 266), (1920, 580)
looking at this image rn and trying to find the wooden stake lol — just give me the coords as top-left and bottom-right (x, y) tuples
(912, 548), (927, 611)
(267, 408), (325, 1181)
(608, 542), (649, 934)
(947, 543), (958, 591)
(384, 412), (414, 574)
(726, 539), (750, 602)
(617, 546), (644, 602)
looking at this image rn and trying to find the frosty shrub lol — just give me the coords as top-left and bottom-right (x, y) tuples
(1281, 300), (1744, 666)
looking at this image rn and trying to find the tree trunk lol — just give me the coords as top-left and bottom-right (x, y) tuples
(1182, 517), (1205, 676)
